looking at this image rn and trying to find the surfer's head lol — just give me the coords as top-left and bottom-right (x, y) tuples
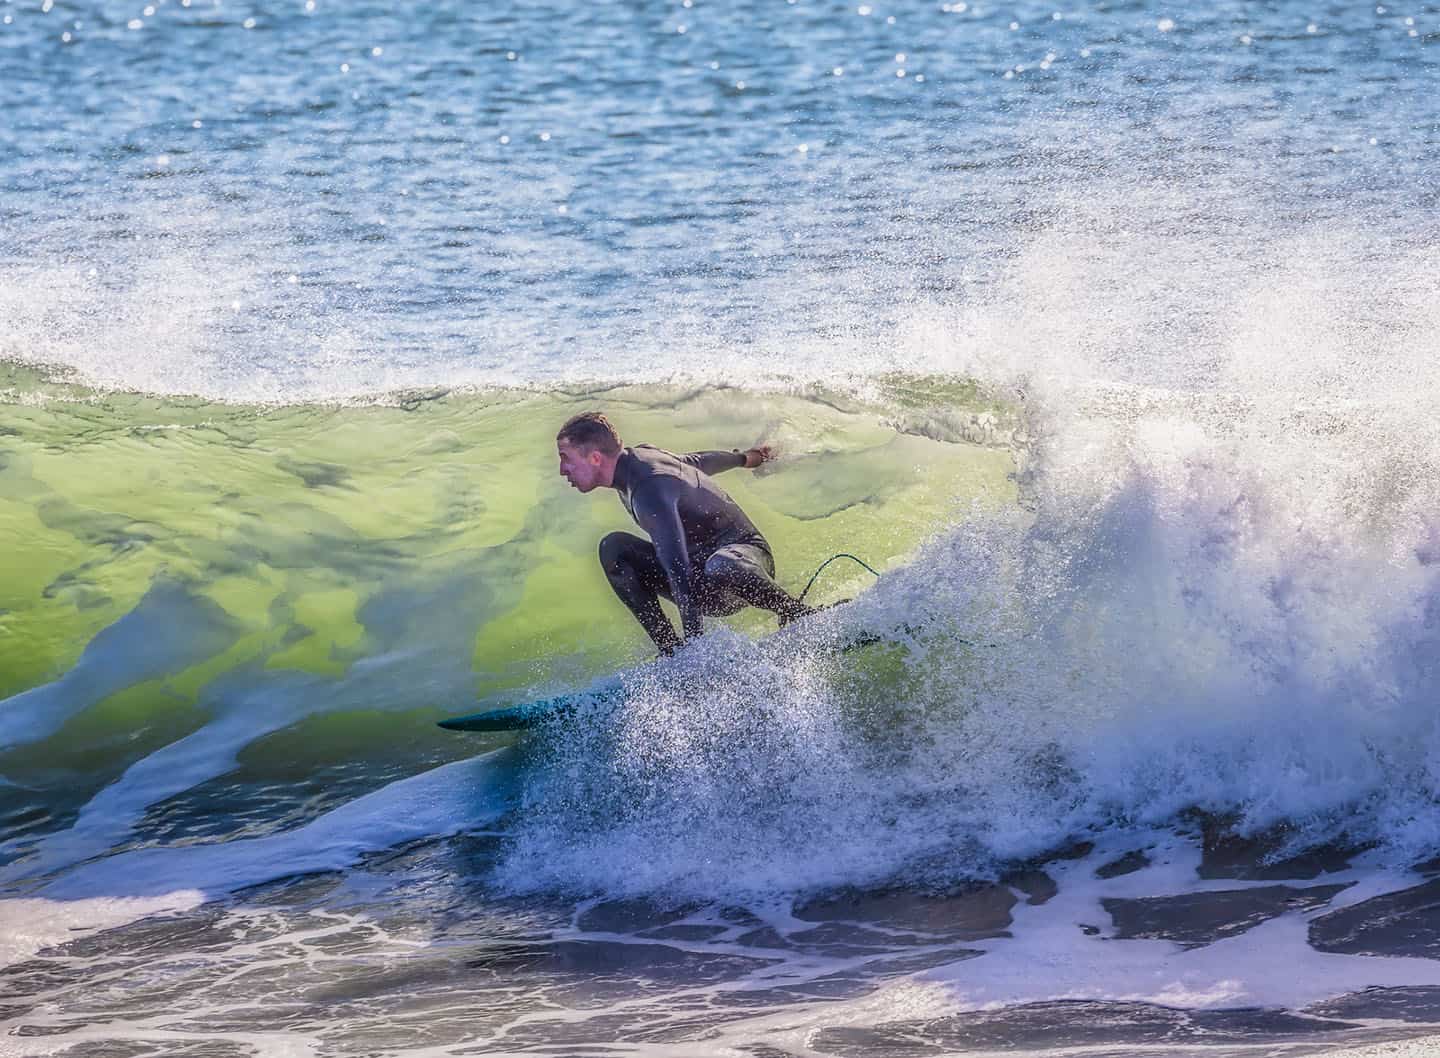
(557, 411), (623, 492)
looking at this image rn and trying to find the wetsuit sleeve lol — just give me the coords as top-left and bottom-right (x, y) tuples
(630, 481), (704, 640)
(679, 450), (746, 476)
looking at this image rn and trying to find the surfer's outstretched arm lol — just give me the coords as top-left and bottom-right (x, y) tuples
(681, 446), (773, 475)
(631, 484), (704, 641)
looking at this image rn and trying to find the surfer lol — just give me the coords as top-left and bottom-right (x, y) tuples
(557, 411), (816, 655)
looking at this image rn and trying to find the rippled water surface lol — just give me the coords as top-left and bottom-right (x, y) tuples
(3, 0), (1436, 395)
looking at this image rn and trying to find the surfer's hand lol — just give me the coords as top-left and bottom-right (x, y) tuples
(742, 445), (774, 469)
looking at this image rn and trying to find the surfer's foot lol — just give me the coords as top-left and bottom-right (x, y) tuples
(777, 605), (814, 628)
(778, 598), (850, 627)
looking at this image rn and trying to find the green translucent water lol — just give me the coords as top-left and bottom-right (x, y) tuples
(0, 365), (1015, 843)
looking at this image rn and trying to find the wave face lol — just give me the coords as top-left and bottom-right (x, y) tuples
(0, 368), (1013, 892)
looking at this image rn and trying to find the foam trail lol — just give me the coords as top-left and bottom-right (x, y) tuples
(41, 748), (513, 901)
(0, 580), (239, 747)
(0, 694), (306, 884)
(0, 645), (474, 885)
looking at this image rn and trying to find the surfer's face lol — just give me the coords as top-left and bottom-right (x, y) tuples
(558, 440), (605, 492)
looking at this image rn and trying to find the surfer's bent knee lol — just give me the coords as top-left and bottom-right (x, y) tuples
(702, 550), (743, 583)
(596, 532), (642, 575)
(598, 531), (630, 572)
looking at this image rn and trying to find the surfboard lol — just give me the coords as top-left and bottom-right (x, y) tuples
(437, 683), (623, 732)
(437, 605), (900, 734)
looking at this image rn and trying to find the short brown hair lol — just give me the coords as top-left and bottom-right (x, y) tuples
(557, 411), (622, 456)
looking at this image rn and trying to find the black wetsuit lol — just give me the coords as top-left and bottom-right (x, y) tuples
(600, 444), (807, 652)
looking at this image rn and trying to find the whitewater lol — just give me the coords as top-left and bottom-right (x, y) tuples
(3, 0), (1440, 1054)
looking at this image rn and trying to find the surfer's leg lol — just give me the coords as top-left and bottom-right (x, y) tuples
(702, 544), (813, 624)
(598, 531), (683, 654)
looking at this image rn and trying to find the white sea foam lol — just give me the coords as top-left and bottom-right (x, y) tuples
(0, 891), (205, 969)
(495, 452), (1440, 898)
(476, 171), (1440, 899)
(933, 837), (1440, 1012)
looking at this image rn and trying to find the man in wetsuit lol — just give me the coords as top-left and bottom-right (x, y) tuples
(556, 411), (814, 655)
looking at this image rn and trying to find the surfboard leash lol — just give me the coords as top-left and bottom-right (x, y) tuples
(798, 552), (882, 604)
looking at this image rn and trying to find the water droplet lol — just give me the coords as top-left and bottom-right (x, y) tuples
(1405, 16), (1414, 25)
(142, 4), (154, 14)
(305, 0), (314, 10)
(557, 204), (568, 214)
(506, 51), (517, 60)
(885, 14), (894, 22)
(231, 300), (242, 310)
(856, 4), (871, 14)
(61, 30), (70, 40)
(895, 68), (906, 77)
(797, 143), (809, 153)
(1052, 10), (1062, 19)
(1156, 17), (1175, 32)
(340, 62), (349, 72)
(242, 17), (255, 28)
(1009, 21), (1018, 30)
(287, 274), (299, 284)
(1003, 69), (1015, 79)
(155, 155), (170, 166)
(539, 131), (551, 141)
(1307, 22), (1318, 33)
(128, 18), (143, 28)
(499, 134), (510, 144)
(914, 73), (924, 82)
(676, 23), (686, 32)
(709, 60), (719, 69)
(832, 66), (844, 76)
(1369, 136), (1378, 145)
(1080, 47), (1091, 56)
(1239, 34), (1252, 44)
(894, 52), (906, 63)
(370, 45), (382, 56)
(734, 80), (746, 89)
(192, 119), (202, 128)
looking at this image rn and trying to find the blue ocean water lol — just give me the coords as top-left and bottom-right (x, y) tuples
(5, 2), (1440, 1055)
(3, 0), (1435, 395)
